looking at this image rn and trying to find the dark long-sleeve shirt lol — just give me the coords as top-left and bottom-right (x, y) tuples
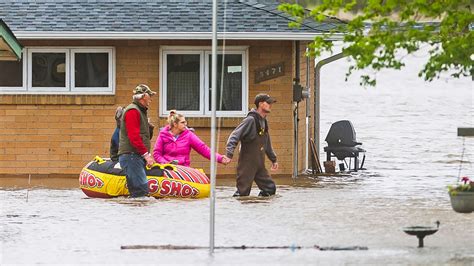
(225, 109), (277, 163)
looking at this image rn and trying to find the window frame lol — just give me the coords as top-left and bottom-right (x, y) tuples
(27, 48), (70, 92)
(0, 46), (115, 95)
(160, 46), (248, 117)
(71, 48), (115, 93)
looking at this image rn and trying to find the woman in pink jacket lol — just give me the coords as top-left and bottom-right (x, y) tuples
(153, 111), (230, 167)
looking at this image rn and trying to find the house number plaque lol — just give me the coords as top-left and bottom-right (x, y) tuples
(254, 62), (285, 83)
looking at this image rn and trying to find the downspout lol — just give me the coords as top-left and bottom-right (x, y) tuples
(313, 52), (347, 161)
(293, 41), (300, 178)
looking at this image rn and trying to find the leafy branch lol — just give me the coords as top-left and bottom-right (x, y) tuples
(279, 0), (473, 86)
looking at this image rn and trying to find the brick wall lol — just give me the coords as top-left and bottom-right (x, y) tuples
(0, 39), (303, 178)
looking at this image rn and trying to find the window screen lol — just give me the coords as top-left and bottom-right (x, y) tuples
(31, 53), (66, 87)
(208, 54), (242, 111)
(74, 53), (109, 87)
(0, 60), (22, 87)
(166, 54), (201, 111)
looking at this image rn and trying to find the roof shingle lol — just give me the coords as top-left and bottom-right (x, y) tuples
(0, 0), (341, 35)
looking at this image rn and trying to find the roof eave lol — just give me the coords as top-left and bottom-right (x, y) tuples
(0, 20), (23, 61)
(14, 31), (343, 41)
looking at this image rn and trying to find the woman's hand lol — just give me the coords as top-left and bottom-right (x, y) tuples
(221, 156), (231, 165)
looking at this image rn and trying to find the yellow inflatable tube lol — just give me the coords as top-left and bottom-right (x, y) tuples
(79, 156), (210, 199)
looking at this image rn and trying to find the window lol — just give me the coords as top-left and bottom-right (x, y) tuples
(72, 49), (112, 92)
(0, 57), (26, 91)
(0, 47), (114, 94)
(29, 48), (69, 91)
(206, 53), (243, 112)
(165, 52), (202, 113)
(161, 47), (248, 117)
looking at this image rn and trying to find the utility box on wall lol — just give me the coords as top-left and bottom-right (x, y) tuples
(293, 83), (303, 102)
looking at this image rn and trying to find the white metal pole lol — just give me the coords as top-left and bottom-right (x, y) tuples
(209, 0), (218, 255)
(305, 48), (310, 171)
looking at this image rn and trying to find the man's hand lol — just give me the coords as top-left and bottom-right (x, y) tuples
(221, 155), (231, 165)
(271, 162), (279, 171)
(143, 153), (155, 168)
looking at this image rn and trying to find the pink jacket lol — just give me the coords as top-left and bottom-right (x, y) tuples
(153, 126), (223, 167)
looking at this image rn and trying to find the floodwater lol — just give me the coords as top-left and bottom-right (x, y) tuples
(1, 49), (473, 264)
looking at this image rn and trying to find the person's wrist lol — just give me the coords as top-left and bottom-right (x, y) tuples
(142, 152), (151, 159)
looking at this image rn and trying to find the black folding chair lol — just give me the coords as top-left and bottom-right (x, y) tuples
(324, 120), (366, 171)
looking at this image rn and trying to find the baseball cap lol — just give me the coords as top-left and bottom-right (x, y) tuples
(254, 93), (276, 107)
(133, 84), (156, 96)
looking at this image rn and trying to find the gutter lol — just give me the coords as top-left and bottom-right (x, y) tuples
(13, 31), (344, 41)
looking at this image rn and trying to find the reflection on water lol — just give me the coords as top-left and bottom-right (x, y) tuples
(1, 50), (473, 264)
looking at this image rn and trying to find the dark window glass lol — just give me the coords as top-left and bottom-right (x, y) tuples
(75, 53), (109, 87)
(166, 54), (200, 111)
(0, 60), (23, 87)
(208, 54), (242, 111)
(32, 53), (66, 87)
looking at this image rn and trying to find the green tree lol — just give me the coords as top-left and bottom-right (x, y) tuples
(279, 0), (473, 86)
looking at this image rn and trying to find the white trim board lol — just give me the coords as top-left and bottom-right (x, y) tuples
(14, 32), (344, 41)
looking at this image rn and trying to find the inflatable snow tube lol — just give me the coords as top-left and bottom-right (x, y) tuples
(79, 156), (210, 199)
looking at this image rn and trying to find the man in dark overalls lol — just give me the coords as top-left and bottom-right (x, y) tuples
(226, 93), (279, 196)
